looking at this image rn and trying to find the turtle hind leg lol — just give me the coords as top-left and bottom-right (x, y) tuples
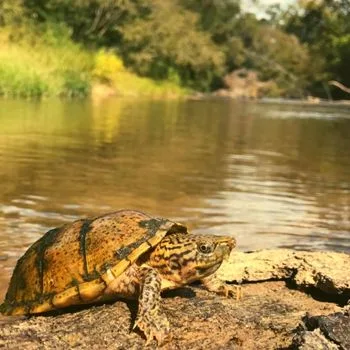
(134, 266), (170, 345)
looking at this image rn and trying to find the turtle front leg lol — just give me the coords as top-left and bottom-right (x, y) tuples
(201, 273), (242, 300)
(134, 266), (170, 345)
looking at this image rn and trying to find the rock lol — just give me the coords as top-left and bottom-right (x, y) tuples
(0, 281), (342, 350)
(0, 249), (348, 349)
(293, 312), (350, 349)
(218, 249), (350, 301)
(212, 69), (278, 99)
(293, 328), (339, 350)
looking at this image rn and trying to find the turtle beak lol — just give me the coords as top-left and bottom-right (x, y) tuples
(216, 236), (235, 260)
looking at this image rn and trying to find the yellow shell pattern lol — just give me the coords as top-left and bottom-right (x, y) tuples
(0, 210), (187, 315)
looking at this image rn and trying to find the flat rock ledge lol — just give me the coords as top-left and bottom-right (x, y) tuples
(0, 249), (349, 349)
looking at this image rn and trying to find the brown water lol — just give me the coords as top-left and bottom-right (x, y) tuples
(0, 98), (350, 300)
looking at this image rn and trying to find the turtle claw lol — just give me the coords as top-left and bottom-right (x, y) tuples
(223, 284), (243, 300)
(134, 314), (171, 346)
(201, 274), (243, 300)
(145, 329), (171, 346)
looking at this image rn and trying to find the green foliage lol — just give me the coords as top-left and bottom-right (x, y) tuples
(93, 50), (125, 83)
(279, 0), (350, 98)
(182, 0), (241, 44)
(0, 0), (349, 98)
(119, 0), (225, 91)
(92, 49), (188, 97)
(61, 70), (90, 97)
(111, 70), (188, 97)
(0, 62), (48, 98)
(22, 0), (140, 44)
(249, 25), (313, 97)
(0, 0), (24, 26)
(0, 24), (93, 97)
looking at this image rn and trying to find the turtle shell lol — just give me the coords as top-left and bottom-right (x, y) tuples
(0, 210), (187, 316)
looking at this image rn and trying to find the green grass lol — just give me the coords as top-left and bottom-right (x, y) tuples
(0, 61), (49, 98)
(110, 70), (188, 97)
(0, 29), (188, 99)
(0, 29), (93, 98)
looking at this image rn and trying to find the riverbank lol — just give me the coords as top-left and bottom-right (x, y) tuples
(1, 249), (349, 349)
(2, 27), (350, 103)
(0, 29), (187, 99)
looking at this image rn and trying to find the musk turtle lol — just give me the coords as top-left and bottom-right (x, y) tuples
(0, 210), (238, 344)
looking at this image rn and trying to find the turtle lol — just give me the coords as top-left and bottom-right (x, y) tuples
(0, 209), (238, 344)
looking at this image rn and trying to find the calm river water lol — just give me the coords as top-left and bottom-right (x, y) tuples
(0, 98), (349, 299)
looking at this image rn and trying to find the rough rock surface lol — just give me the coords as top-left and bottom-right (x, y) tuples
(0, 249), (348, 349)
(218, 249), (350, 301)
(293, 311), (350, 350)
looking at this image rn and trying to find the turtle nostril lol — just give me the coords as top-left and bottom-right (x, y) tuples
(226, 238), (235, 250)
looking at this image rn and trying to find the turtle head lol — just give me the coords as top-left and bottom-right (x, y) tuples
(149, 233), (235, 285)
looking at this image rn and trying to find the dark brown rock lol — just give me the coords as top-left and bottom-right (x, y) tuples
(293, 311), (350, 350)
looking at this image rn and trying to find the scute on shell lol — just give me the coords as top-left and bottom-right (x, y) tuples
(0, 210), (187, 315)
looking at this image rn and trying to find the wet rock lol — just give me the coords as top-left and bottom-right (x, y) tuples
(0, 249), (348, 349)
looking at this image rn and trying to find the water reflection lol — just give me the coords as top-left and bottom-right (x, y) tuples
(0, 98), (349, 299)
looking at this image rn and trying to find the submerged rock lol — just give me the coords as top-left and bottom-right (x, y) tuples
(0, 249), (348, 349)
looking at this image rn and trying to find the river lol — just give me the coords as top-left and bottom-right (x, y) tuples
(0, 97), (349, 300)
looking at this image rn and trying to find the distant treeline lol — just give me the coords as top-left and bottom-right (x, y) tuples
(0, 0), (349, 99)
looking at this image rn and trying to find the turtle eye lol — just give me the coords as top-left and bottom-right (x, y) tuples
(198, 242), (213, 254)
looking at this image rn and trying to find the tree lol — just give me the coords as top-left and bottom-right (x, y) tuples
(282, 0), (350, 98)
(120, 0), (225, 90)
(0, 0), (24, 26)
(249, 25), (314, 97)
(22, 0), (141, 44)
(181, 0), (241, 45)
